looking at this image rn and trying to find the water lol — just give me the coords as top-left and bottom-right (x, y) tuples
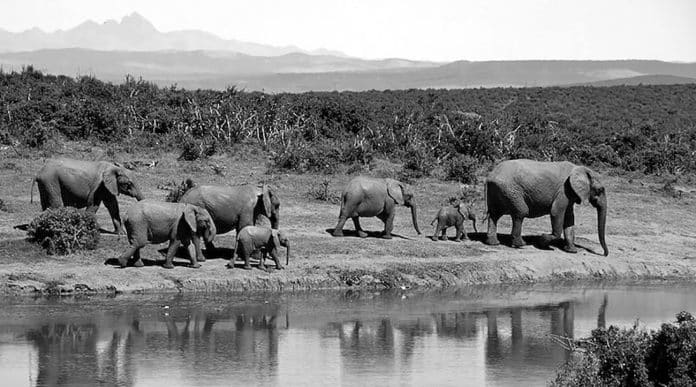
(1, 282), (695, 387)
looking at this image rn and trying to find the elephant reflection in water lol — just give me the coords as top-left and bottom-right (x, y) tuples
(156, 306), (282, 383)
(335, 319), (397, 374)
(433, 312), (479, 339)
(26, 316), (143, 387)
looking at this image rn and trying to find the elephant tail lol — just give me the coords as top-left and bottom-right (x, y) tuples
(430, 216), (437, 226)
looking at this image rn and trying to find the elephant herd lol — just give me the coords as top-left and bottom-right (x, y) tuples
(30, 157), (609, 271)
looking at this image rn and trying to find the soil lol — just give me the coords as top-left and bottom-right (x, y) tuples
(1, 144), (695, 295)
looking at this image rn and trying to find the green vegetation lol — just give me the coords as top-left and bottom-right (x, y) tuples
(2, 67), (695, 179)
(550, 312), (696, 387)
(28, 207), (100, 255)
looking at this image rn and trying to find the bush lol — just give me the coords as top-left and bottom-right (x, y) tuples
(306, 178), (341, 203)
(445, 154), (479, 184)
(551, 312), (696, 386)
(161, 178), (196, 202)
(28, 207), (100, 255)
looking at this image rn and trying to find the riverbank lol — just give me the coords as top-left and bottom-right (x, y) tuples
(1, 146), (695, 295)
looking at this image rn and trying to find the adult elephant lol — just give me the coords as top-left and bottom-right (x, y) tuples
(332, 176), (421, 239)
(178, 183), (279, 256)
(484, 159), (608, 256)
(32, 158), (144, 234)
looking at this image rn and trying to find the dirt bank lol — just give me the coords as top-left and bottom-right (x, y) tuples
(1, 147), (695, 295)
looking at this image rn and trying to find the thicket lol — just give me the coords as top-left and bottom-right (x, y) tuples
(2, 67), (696, 178)
(550, 312), (696, 387)
(28, 207), (100, 255)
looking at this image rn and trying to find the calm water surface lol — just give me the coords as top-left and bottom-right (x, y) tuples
(1, 282), (695, 386)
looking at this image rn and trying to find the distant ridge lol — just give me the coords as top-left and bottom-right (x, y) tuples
(0, 12), (345, 57)
(579, 74), (696, 87)
(1, 49), (695, 92)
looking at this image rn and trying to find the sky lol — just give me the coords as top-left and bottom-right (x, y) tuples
(1, 0), (695, 62)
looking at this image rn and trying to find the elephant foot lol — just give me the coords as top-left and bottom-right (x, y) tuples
(439, 235), (448, 241)
(512, 238), (525, 248)
(453, 238), (462, 243)
(484, 235), (500, 246)
(276, 265), (285, 270)
(197, 256), (206, 262)
(430, 236), (439, 241)
(225, 262), (235, 269)
(242, 265), (252, 271)
(190, 263), (201, 269)
(381, 233), (393, 240)
(133, 259), (144, 268)
(357, 230), (368, 238)
(117, 258), (128, 268)
(332, 229), (344, 237)
(162, 263), (175, 269)
(563, 244), (578, 254)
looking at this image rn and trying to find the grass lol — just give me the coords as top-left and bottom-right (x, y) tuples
(0, 142), (696, 294)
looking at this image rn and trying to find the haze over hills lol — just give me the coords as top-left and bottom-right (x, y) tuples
(0, 12), (344, 57)
(0, 13), (694, 92)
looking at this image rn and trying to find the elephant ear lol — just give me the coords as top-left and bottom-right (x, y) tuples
(568, 167), (591, 203)
(386, 179), (404, 205)
(102, 168), (120, 196)
(261, 185), (273, 218)
(182, 206), (197, 233)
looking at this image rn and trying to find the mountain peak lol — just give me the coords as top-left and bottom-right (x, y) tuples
(119, 12), (156, 31)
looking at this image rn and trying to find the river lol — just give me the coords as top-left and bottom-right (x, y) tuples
(0, 282), (694, 386)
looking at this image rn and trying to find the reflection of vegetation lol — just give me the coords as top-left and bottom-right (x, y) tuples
(2, 68), (695, 176)
(551, 312), (696, 386)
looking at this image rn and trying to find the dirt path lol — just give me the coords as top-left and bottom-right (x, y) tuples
(1, 149), (695, 295)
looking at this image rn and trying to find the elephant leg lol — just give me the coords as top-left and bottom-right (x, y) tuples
(132, 249), (144, 267)
(562, 206), (578, 253)
(352, 217), (367, 238)
(511, 216), (525, 248)
(455, 224), (465, 241)
(439, 226), (448, 241)
(163, 240), (181, 269)
(381, 211), (395, 239)
(270, 248), (284, 270)
(203, 241), (216, 259)
(189, 238), (202, 269)
(117, 245), (139, 268)
(485, 213), (501, 245)
(541, 212), (565, 248)
(258, 250), (267, 272)
(103, 197), (123, 235)
(333, 215), (348, 237)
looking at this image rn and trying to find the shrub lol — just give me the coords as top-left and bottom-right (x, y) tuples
(28, 207), (100, 255)
(551, 312), (696, 386)
(306, 178), (341, 203)
(445, 154), (479, 184)
(0, 198), (9, 212)
(161, 178), (196, 202)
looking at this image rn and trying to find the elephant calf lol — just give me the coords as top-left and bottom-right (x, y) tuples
(228, 226), (289, 271)
(117, 199), (216, 269)
(430, 203), (478, 242)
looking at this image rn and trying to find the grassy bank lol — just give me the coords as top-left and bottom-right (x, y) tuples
(1, 145), (695, 295)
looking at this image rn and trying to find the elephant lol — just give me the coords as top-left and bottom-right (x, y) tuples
(117, 199), (216, 269)
(227, 226), (289, 271)
(179, 183), (279, 257)
(484, 159), (608, 256)
(332, 176), (421, 239)
(430, 203), (478, 242)
(32, 158), (144, 234)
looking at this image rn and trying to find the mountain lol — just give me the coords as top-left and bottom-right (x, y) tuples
(0, 12), (344, 57)
(580, 74), (696, 87)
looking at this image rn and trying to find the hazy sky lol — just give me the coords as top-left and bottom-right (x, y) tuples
(2, 0), (695, 61)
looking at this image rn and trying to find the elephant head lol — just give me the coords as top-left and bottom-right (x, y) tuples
(456, 203), (478, 233)
(273, 230), (290, 265)
(102, 165), (144, 201)
(259, 185), (280, 229)
(386, 179), (421, 234)
(568, 167), (608, 256)
(181, 205), (216, 244)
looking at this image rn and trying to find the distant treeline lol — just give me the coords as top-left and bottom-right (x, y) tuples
(2, 67), (696, 179)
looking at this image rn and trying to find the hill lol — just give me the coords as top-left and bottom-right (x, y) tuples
(582, 74), (696, 87)
(1, 50), (695, 92)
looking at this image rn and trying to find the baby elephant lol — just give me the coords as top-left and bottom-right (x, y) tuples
(228, 226), (289, 271)
(118, 199), (216, 269)
(430, 203), (478, 242)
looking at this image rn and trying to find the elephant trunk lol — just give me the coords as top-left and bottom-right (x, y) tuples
(132, 188), (144, 201)
(285, 243), (290, 266)
(595, 194), (608, 256)
(471, 216), (478, 234)
(409, 204), (421, 235)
